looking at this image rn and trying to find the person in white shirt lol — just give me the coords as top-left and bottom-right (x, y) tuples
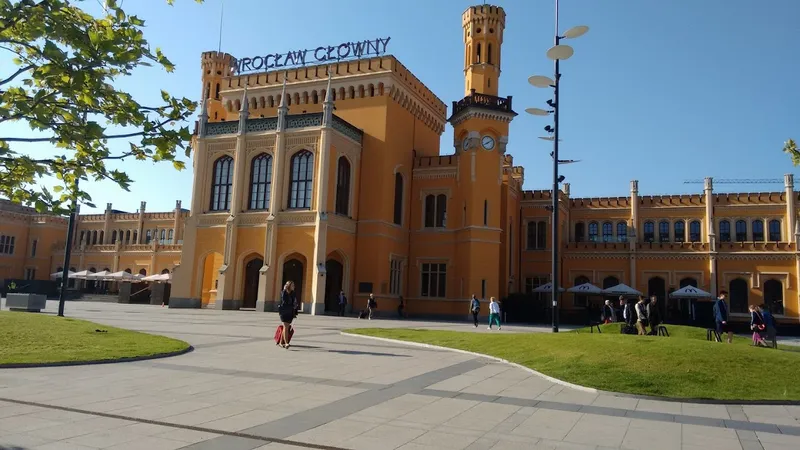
(488, 297), (501, 330)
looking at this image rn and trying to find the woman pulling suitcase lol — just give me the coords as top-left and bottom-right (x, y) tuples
(276, 281), (297, 349)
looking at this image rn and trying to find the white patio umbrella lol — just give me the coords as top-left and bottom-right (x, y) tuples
(105, 271), (139, 281)
(532, 282), (565, 293)
(69, 270), (92, 279)
(669, 285), (713, 299)
(602, 283), (643, 297)
(86, 270), (111, 280)
(50, 270), (75, 279)
(567, 282), (604, 295)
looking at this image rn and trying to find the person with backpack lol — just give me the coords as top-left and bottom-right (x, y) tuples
(276, 281), (297, 349)
(367, 293), (377, 320)
(469, 295), (481, 327)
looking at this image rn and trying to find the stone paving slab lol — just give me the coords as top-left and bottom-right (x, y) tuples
(1, 299), (799, 449)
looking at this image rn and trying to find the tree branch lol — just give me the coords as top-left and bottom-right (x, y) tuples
(0, 151), (137, 165)
(0, 64), (33, 86)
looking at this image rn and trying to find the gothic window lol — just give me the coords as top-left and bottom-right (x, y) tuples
(689, 220), (701, 242)
(393, 173), (403, 225)
(249, 153), (272, 210)
(424, 194), (447, 228)
(92, 230), (98, 245)
(125, 230), (131, 244)
(288, 150), (314, 209)
(145, 230), (152, 244)
(719, 220), (731, 242)
(160, 229), (166, 241)
(735, 220), (747, 242)
(536, 221), (547, 249)
(488, 43), (493, 64)
(574, 222), (585, 242)
(214, 83), (220, 99)
(616, 222), (627, 242)
(168, 229), (174, 242)
(588, 222), (598, 242)
(335, 157), (351, 216)
(476, 43), (482, 63)
(674, 220), (685, 243)
(420, 263), (446, 298)
(389, 259), (403, 296)
(601, 222), (612, 242)
(658, 221), (670, 242)
(210, 155), (233, 211)
(769, 219), (781, 242)
(752, 219), (764, 241)
(644, 221), (655, 242)
(111, 230), (117, 244)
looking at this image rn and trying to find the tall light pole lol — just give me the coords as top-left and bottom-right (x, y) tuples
(526, 0), (588, 333)
(57, 178), (79, 318)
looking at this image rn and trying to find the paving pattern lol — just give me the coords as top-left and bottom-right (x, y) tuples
(1, 300), (799, 449)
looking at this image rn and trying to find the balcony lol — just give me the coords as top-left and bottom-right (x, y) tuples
(449, 90), (515, 120)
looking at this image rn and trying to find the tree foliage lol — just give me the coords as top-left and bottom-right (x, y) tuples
(0, 0), (202, 213)
(784, 139), (799, 167)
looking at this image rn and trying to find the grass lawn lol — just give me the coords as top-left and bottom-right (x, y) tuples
(345, 324), (800, 401)
(0, 311), (190, 366)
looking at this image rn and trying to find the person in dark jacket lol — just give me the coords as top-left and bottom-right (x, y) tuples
(713, 290), (733, 344)
(757, 305), (777, 348)
(602, 300), (617, 324)
(469, 295), (481, 327)
(277, 281), (297, 349)
(337, 290), (347, 317)
(749, 305), (768, 347)
(647, 296), (661, 335)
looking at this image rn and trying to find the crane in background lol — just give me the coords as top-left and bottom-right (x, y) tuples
(683, 178), (784, 185)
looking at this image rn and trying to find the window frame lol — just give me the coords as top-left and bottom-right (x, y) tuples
(420, 262), (447, 298)
(334, 156), (351, 216)
(209, 155), (234, 212)
(248, 153), (273, 211)
(288, 150), (315, 210)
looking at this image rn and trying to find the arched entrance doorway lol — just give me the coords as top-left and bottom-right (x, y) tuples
(324, 259), (344, 313)
(242, 257), (263, 309)
(282, 259), (304, 307)
(763, 279), (784, 315)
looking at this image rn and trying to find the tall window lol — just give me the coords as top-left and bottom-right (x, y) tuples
(160, 229), (166, 241)
(527, 221), (546, 250)
(31, 239), (37, 257)
(658, 221), (670, 242)
(288, 150), (314, 209)
(249, 153), (272, 210)
(769, 219), (781, 241)
(719, 220), (731, 242)
(424, 194), (447, 228)
(111, 230), (117, 244)
(335, 157), (351, 216)
(0, 235), (15, 254)
(421, 263), (446, 298)
(210, 155), (233, 211)
(643, 221), (655, 242)
(588, 222), (598, 242)
(168, 229), (174, 243)
(487, 43), (493, 64)
(602, 222), (612, 242)
(674, 221), (685, 243)
(689, 220), (701, 242)
(574, 222), (585, 242)
(393, 173), (403, 225)
(616, 222), (627, 242)
(389, 259), (403, 296)
(476, 43), (482, 63)
(145, 230), (152, 244)
(752, 219), (764, 241)
(735, 220), (747, 242)
(483, 200), (488, 226)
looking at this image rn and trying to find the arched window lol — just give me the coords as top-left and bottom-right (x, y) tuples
(335, 157), (351, 216)
(602, 222), (612, 242)
(139, 268), (147, 276)
(574, 222), (585, 242)
(616, 222), (627, 242)
(288, 150), (314, 209)
(248, 153), (272, 210)
(214, 82), (220, 100)
(769, 219), (781, 241)
(111, 230), (117, 244)
(658, 221), (670, 242)
(643, 221), (655, 242)
(125, 230), (131, 244)
(729, 278), (748, 313)
(735, 220), (747, 242)
(719, 220), (731, 242)
(210, 155), (233, 211)
(92, 230), (98, 245)
(132, 231), (138, 243)
(393, 173), (403, 225)
(764, 279), (784, 315)
(674, 221), (685, 243)
(689, 220), (701, 242)
(476, 43), (482, 63)
(752, 219), (764, 241)
(588, 222), (598, 242)
(160, 229), (166, 241)
(536, 221), (547, 249)
(487, 43), (493, 64)
(573, 275), (591, 307)
(168, 229), (174, 243)
(145, 230), (152, 244)
(124, 268), (132, 274)
(679, 277), (697, 288)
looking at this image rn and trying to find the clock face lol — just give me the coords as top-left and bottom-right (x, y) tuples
(481, 135), (496, 150)
(462, 137), (471, 151)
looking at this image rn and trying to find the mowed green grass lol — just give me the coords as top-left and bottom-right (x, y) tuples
(346, 324), (800, 401)
(0, 311), (190, 366)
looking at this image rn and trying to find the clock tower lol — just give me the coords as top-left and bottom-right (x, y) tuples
(449, 4), (517, 300)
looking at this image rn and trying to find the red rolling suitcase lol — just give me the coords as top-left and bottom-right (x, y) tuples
(274, 325), (294, 344)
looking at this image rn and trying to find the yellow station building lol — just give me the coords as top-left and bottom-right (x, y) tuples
(1, 4), (798, 324)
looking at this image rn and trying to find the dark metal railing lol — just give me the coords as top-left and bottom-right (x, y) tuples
(451, 89), (514, 117)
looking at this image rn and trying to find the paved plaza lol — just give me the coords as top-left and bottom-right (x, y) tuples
(1, 301), (800, 449)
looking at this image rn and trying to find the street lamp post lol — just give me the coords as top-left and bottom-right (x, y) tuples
(526, 0), (588, 333)
(57, 178), (79, 318)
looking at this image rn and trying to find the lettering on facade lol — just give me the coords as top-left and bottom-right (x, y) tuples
(232, 37), (391, 74)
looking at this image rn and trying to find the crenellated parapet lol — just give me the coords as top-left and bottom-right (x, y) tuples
(714, 192), (788, 206)
(637, 194), (704, 207)
(570, 196), (631, 209)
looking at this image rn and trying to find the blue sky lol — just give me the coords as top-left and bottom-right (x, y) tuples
(12, 0), (800, 213)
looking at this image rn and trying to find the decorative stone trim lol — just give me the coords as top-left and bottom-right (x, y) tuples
(413, 168), (457, 180)
(448, 109), (516, 127)
(238, 213), (269, 226)
(197, 214), (228, 227)
(278, 211), (316, 226)
(328, 214), (356, 234)
(207, 140), (236, 153)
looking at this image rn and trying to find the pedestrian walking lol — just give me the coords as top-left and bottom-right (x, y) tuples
(367, 293), (377, 320)
(487, 297), (501, 330)
(635, 296), (648, 336)
(397, 296), (405, 319)
(276, 281), (297, 349)
(713, 290), (733, 344)
(469, 295), (481, 327)
(647, 296), (661, 335)
(758, 305), (778, 348)
(749, 305), (768, 347)
(338, 290), (347, 317)
(601, 299), (617, 324)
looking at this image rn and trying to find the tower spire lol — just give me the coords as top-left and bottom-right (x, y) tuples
(277, 72), (289, 132)
(322, 66), (335, 127)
